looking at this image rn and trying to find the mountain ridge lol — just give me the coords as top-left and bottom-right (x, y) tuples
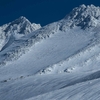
(0, 4), (100, 66)
(1, 4), (100, 100)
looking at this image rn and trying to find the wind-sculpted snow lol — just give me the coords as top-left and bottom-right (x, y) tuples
(26, 78), (100, 100)
(37, 42), (100, 75)
(1, 4), (100, 100)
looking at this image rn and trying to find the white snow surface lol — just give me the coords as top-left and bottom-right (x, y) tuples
(1, 4), (100, 100)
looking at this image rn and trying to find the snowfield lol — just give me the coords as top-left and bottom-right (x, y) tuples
(1, 4), (100, 100)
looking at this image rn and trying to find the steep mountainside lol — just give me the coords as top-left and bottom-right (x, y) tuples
(1, 4), (100, 100)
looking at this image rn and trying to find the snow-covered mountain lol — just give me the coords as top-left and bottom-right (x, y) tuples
(0, 16), (41, 51)
(60, 4), (100, 30)
(1, 4), (100, 100)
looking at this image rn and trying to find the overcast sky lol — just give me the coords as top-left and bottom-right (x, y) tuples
(0, 0), (100, 26)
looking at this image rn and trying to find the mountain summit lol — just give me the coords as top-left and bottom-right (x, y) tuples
(63, 4), (100, 29)
(0, 16), (41, 51)
(5, 16), (41, 35)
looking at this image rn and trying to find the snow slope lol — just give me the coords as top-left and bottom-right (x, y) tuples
(1, 4), (100, 100)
